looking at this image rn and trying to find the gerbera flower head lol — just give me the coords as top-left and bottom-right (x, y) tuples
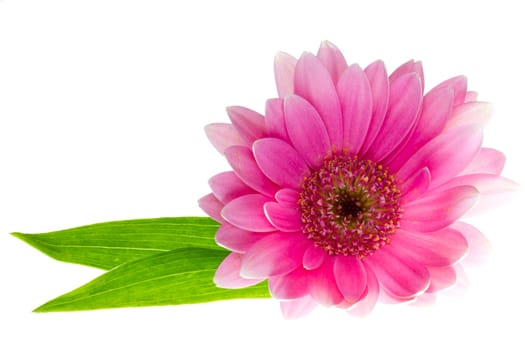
(200, 41), (516, 318)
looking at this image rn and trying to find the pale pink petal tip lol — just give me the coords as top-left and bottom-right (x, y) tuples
(204, 123), (244, 154)
(453, 222), (492, 267)
(280, 296), (318, 319)
(197, 193), (224, 223)
(214, 253), (264, 289)
(274, 51), (297, 98)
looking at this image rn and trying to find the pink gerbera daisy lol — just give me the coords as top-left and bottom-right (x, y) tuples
(199, 41), (516, 318)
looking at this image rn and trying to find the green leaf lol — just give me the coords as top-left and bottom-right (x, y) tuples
(34, 248), (270, 312)
(12, 217), (222, 270)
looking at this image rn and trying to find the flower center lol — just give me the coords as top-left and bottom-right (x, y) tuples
(298, 154), (402, 258)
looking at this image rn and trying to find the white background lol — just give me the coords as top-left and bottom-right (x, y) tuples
(1, 0), (524, 349)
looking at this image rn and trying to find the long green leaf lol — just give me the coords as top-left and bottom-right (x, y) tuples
(34, 248), (270, 312)
(12, 217), (221, 270)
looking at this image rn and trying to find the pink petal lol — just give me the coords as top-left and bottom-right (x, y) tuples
(386, 87), (454, 171)
(360, 60), (389, 154)
(390, 228), (468, 266)
(347, 262), (380, 317)
(274, 51), (297, 98)
(284, 95), (331, 168)
(269, 267), (309, 300)
(337, 64), (373, 154)
(214, 252), (264, 288)
(401, 185), (480, 233)
(435, 174), (519, 194)
(221, 194), (276, 232)
(390, 59), (425, 92)
(452, 221), (492, 267)
(208, 171), (254, 204)
(264, 201), (302, 232)
(226, 106), (266, 145)
(426, 266), (456, 293)
(460, 148), (506, 175)
(445, 102), (493, 130)
(316, 41), (348, 84)
(204, 123), (245, 154)
(442, 264), (470, 297)
(302, 244), (326, 270)
(333, 256), (367, 303)
(224, 145), (280, 197)
(400, 167), (431, 203)
(241, 233), (308, 278)
(464, 91), (478, 102)
(432, 174), (518, 216)
(410, 293), (436, 307)
(433, 75), (467, 106)
(265, 98), (289, 142)
(365, 73), (422, 161)
(215, 222), (263, 253)
(307, 256), (344, 306)
(294, 52), (343, 149)
(198, 193), (225, 223)
(280, 295), (317, 319)
(275, 188), (299, 207)
(396, 125), (483, 187)
(253, 137), (310, 189)
(367, 245), (430, 299)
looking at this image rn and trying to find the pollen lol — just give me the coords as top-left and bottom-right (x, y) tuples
(298, 154), (402, 258)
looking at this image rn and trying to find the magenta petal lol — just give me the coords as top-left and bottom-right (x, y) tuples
(280, 295), (317, 319)
(224, 145), (279, 197)
(204, 123), (245, 154)
(426, 266), (457, 293)
(221, 194), (276, 232)
(274, 51), (297, 98)
(302, 245), (326, 270)
(347, 263), (379, 317)
(316, 41), (348, 84)
(365, 73), (422, 161)
(308, 256), (344, 306)
(433, 75), (467, 106)
(396, 125), (483, 187)
(215, 223), (263, 253)
(390, 60), (425, 92)
(241, 233), (307, 278)
(264, 201), (302, 232)
(227, 106), (266, 145)
(368, 245), (430, 299)
(461, 148), (506, 175)
(400, 167), (431, 203)
(452, 222), (492, 267)
(445, 102), (493, 130)
(198, 193), (225, 223)
(334, 256), (367, 303)
(391, 228), (468, 266)
(337, 64), (373, 154)
(387, 87), (454, 171)
(275, 188), (299, 207)
(214, 253), (264, 288)
(253, 137), (310, 189)
(294, 52), (343, 149)
(209, 171), (254, 204)
(269, 267), (309, 300)
(401, 186), (480, 232)
(361, 60), (389, 154)
(265, 98), (289, 142)
(284, 95), (331, 168)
